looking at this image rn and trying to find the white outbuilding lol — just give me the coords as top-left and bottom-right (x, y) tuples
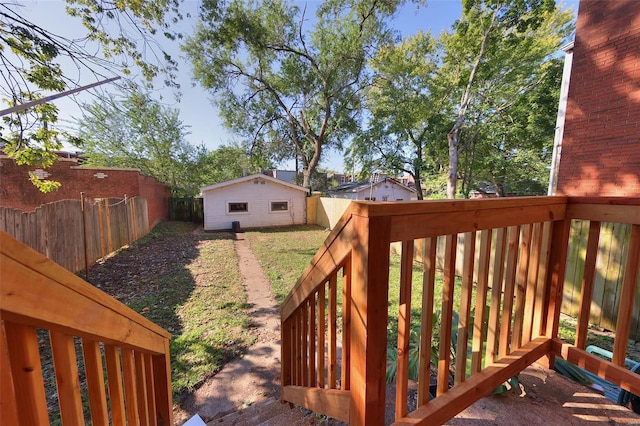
(200, 174), (308, 231)
(326, 177), (415, 201)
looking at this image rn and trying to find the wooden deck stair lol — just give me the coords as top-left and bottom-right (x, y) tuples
(207, 397), (321, 426)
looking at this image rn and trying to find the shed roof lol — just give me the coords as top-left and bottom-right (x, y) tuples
(200, 173), (308, 193)
(327, 177), (415, 194)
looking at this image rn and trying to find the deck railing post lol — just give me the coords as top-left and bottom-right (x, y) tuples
(349, 214), (390, 426)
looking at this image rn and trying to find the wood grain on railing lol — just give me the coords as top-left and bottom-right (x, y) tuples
(486, 227), (506, 366)
(395, 239), (414, 419)
(417, 237), (436, 406)
(552, 340), (640, 397)
(455, 231), (475, 385)
(50, 331), (84, 424)
(1, 231), (173, 425)
(575, 221), (601, 349)
(395, 337), (552, 426)
(438, 234), (456, 396)
(341, 263), (352, 390)
(471, 229), (491, 374)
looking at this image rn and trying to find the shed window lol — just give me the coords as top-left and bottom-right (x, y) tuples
(271, 201), (289, 212)
(228, 202), (248, 213)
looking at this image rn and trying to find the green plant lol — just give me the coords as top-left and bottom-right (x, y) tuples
(386, 310), (458, 384)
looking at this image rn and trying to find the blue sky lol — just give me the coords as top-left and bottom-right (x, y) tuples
(16, 0), (578, 172)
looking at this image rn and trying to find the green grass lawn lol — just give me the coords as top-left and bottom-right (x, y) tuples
(244, 225), (331, 302)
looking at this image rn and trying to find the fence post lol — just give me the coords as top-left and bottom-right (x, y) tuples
(96, 199), (106, 258)
(124, 195), (131, 246)
(105, 198), (114, 254)
(81, 193), (90, 280)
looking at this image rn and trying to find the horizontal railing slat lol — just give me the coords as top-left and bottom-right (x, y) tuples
(2, 256), (168, 353)
(389, 203), (566, 242)
(566, 203), (640, 224)
(393, 337), (552, 426)
(552, 340), (640, 396)
(350, 196), (569, 219)
(282, 386), (350, 422)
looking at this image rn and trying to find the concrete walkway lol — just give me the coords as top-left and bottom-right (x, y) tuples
(175, 233), (283, 424)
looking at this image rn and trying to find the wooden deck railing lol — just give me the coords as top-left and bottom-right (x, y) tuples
(1, 231), (173, 425)
(280, 196), (640, 425)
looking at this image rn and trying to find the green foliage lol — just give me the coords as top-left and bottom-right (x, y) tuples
(75, 87), (210, 196)
(386, 310), (458, 384)
(356, 30), (450, 200)
(440, 0), (574, 197)
(353, 1), (574, 199)
(0, 0), (183, 189)
(197, 144), (270, 186)
(184, 0), (402, 188)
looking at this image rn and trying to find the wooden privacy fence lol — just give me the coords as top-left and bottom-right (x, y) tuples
(280, 196), (640, 425)
(0, 196), (149, 274)
(1, 231), (173, 425)
(169, 197), (204, 223)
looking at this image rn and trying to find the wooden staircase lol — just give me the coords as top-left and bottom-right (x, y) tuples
(207, 398), (324, 425)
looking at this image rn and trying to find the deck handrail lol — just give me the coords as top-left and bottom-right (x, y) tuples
(1, 230), (173, 425)
(280, 196), (640, 425)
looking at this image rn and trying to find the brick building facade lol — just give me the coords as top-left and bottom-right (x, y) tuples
(556, 0), (640, 196)
(0, 156), (170, 226)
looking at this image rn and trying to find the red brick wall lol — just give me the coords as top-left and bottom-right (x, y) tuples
(0, 157), (169, 223)
(138, 174), (171, 226)
(556, 0), (640, 196)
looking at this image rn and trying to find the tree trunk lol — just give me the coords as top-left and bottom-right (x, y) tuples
(302, 168), (311, 189)
(413, 170), (424, 200)
(446, 131), (458, 199)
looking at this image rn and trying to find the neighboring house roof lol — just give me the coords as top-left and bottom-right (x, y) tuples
(471, 181), (499, 195)
(200, 173), (308, 194)
(327, 177), (416, 195)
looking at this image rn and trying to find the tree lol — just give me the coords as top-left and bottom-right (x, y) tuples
(441, 0), (572, 198)
(197, 144), (271, 186)
(459, 57), (564, 196)
(183, 0), (400, 188)
(75, 88), (203, 196)
(0, 0), (182, 190)
(355, 31), (450, 199)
